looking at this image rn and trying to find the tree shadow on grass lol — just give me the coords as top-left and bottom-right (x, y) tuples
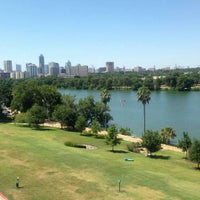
(107, 150), (129, 154)
(150, 155), (170, 160)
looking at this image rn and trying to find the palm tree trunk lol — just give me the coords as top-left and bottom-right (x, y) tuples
(143, 103), (146, 133)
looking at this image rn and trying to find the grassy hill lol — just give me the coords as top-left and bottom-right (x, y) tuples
(0, 123), (200, 200)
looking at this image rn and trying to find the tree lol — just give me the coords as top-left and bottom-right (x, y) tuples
(26, 104), (47, 129)
(106, 124), (121, 151)
(11, 80), (39, 112)
(53, 105), (77, 129)
(142, 130), (162, 155)
(176, 74), (193, 91)
(94, 102), (112, 127)
(38, 85), (62, 119)
(189, 139), (200, 169)
(160, 127), (176, 144)
(137, 86), (151, 133)
(78, 96), (96, 126)
(75, 116), (86, 132)
(0, 79), (14, 107)
(91, 119), (101, 137)
(100, 89), (111, 129)
(178, 131), (192, 159)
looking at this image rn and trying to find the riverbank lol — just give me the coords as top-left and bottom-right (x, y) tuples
(46, 124), (182, 153)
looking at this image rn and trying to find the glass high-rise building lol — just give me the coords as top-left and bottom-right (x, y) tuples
(4, 60), (12, 72)
(16, 64), (22, 72)
(26, 63), (38, 77)
(38, 54), (45, 74)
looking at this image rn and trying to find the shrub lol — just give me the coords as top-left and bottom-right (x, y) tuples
(127, 142), (141, 153)
(14, 112), (28, 123)
(81, 130), (93, 136)
(119, 127), (131, 136)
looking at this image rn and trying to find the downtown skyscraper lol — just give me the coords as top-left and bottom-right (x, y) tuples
(38, 54), (45, 75)
(4, 60), (12, 72)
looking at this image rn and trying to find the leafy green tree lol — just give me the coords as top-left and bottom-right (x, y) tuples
(160, 127), (176, 144)
(142, 130), (162, 155)
(78, 96), (96, 126)
(189, 139), (200, 169)
(38, 85), (62, 119)
(100, 89), (111, 105)
(26, 104), (47, 129)
(11, 80), (39, 112)
(94, 101), (112, 127)
(137, 86), (151, 133)
(53, 105), (77, 129)
(11, 81), (61, 118)
(0, 79), (14, 107)
(153, 78), (161, 90)
(91, 119), (101, 137)
(143, 77), (154, 90)
(178, 131), (192, 159)
(176, 74), (193, 91)
(106, 124), (121, 151)
(75, 116), (87, 132)
(100, 89), (111, 129)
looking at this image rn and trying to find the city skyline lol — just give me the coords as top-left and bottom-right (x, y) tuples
(0, 0), (200, 69)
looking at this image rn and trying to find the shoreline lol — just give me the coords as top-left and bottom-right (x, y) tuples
(44, 123), (182, 153)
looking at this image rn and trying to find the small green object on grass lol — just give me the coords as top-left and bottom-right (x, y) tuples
(124, 158), (134, 161)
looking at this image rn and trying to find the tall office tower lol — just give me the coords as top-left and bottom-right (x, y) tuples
(4, 60), (12, 72)
(49, 62), (59, 76)
(16, 64), (22, 72)
(65, 60), (72, 75)
(26, 63), (38, 77)
(38, 54), (45, 74)
(44, 64), (49, 75)
(106, 62), (114, 73)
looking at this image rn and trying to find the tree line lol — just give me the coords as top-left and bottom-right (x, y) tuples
(10, 79), (112, 130)
(34, 71), (200, 91)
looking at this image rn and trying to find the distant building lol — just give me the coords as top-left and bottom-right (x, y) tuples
(133, 66), (146, 72)
(65, 60), (72, 67)
(26, 63), (38, 77)
(97, 67), (106, 73)
(16, 64), (22, 72)
(106, 62), (114, 73)
(49, 62), (59, 76)
(38, 54), (45, 75)
(4, 60), (12, 72)
(10, 71), (27, 79)
(0, 72), (10, 78)
(44, 64), (49, 75)
(66, 64), (88, 77)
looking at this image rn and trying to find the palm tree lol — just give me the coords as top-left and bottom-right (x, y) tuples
(100, 89), (111, 129)
(137, 86), (151, 133)
(160, 127), (176, 144)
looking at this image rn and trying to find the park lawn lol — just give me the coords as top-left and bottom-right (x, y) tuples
(0, 123), (200, 200)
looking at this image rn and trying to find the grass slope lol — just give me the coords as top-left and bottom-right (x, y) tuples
(0, 123), (200, 200)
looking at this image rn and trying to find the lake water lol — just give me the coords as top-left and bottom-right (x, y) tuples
(59, 89), (200, 142)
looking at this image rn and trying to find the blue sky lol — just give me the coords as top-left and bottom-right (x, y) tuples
(0, 0), (200, 70)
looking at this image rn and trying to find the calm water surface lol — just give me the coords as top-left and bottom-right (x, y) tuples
(59, 89), (200, 142)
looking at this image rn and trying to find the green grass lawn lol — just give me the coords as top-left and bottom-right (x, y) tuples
(0, 123), (200, 200)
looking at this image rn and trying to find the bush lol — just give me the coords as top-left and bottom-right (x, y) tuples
(81, 130), (93, 136)
(127, 142), (141, 153)
(119, 127), (131, 136)
(14, 112), (28, 123)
